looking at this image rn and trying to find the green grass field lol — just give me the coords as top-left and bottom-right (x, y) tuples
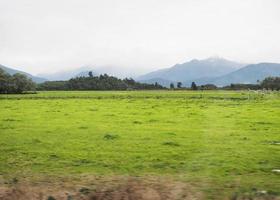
(0, 91), (279, 199)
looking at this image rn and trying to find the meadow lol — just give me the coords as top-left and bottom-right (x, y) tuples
(0, 91), (279, 199)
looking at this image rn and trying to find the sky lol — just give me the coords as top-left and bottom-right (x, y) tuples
(0, 0), (280, 76)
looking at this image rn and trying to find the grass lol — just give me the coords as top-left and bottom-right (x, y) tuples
(0, 90), (279, 199)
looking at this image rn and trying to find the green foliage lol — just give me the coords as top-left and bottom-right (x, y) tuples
(261, 77), (280, 90)
(191, 82), (197, 90)
(37, 74), (165, 90)
(0, 68), (35, 93)
(37, 81), (68, 90)
(221, 76), (280, 91)
(199, 84), (217, 90)
(88, 71), (93, 77)
(0, 68), (9, 92)
(177, 82), (182, 88)
(223, 83), (261, 90)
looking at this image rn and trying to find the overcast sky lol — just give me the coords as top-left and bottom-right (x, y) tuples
(0, 0), (280, 75)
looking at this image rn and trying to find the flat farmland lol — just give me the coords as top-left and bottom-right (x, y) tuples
(0, 91), (279, 199)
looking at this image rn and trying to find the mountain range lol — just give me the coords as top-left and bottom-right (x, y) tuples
(1, 57), (280, 86)
(137, 58), (280, 86)
(137, 57), (244, 83)
(187, 63), (280, 86)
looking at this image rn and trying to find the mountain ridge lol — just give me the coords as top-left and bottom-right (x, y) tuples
(2, 58), (280, 87)
(0, 64), (47, 83)
(137, 57), (245, 83)
(39, 65), (140, 81)
(205, 62), (280, 86)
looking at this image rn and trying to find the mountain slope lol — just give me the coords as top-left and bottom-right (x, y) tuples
(40, 65), (140, 81)
(39, 66), (97, 81)
(137, 57), (244, 83)
(0, 64), (47, 83)
(208, 63), (280, 86)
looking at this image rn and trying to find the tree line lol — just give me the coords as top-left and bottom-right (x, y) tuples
(37, 73), (165, 91)
(169, 78), (280, 91)
(1, 68), (280, 93)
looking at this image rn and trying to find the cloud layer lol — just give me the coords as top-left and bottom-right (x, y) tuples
(0, 0), (280, 75)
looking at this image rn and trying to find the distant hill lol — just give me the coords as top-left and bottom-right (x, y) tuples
(137, 57), (244, 84)
(0, 64), (47, 83)
(38, 66), (95, 81)
(208, 63), (280, 86)
(3, 60), (280, 87)
(40, 65), (139, 81)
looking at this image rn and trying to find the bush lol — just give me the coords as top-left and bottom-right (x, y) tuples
(0, 69), (35, 94)
(261, 77), (280, 90)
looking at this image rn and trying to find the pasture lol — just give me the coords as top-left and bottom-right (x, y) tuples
(0, 91), (279, 199)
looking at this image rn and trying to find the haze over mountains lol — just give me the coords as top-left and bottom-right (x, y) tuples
(200, 63), (280, 86)
(39, 65), (140, 81)
(137, 58), (280, 86)
(138, 57), (244, 80)
(137, 57), (246, 86)
(1, 57), (280, 86)
(0, 64), (46, 83)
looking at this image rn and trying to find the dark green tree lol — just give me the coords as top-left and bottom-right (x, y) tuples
(177, 82), (182, 88)
(261, 77), (280, 90)
(191, 82), (197, 90)
(170, 83), (175, 89)
(88, 71), (93, 77)
(0, 69), (35, 94)
(12, 73), (36, 93)
(199, 84), (217, 90)
(0, 69), (9, 93)
(39, 74), (165, 91)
